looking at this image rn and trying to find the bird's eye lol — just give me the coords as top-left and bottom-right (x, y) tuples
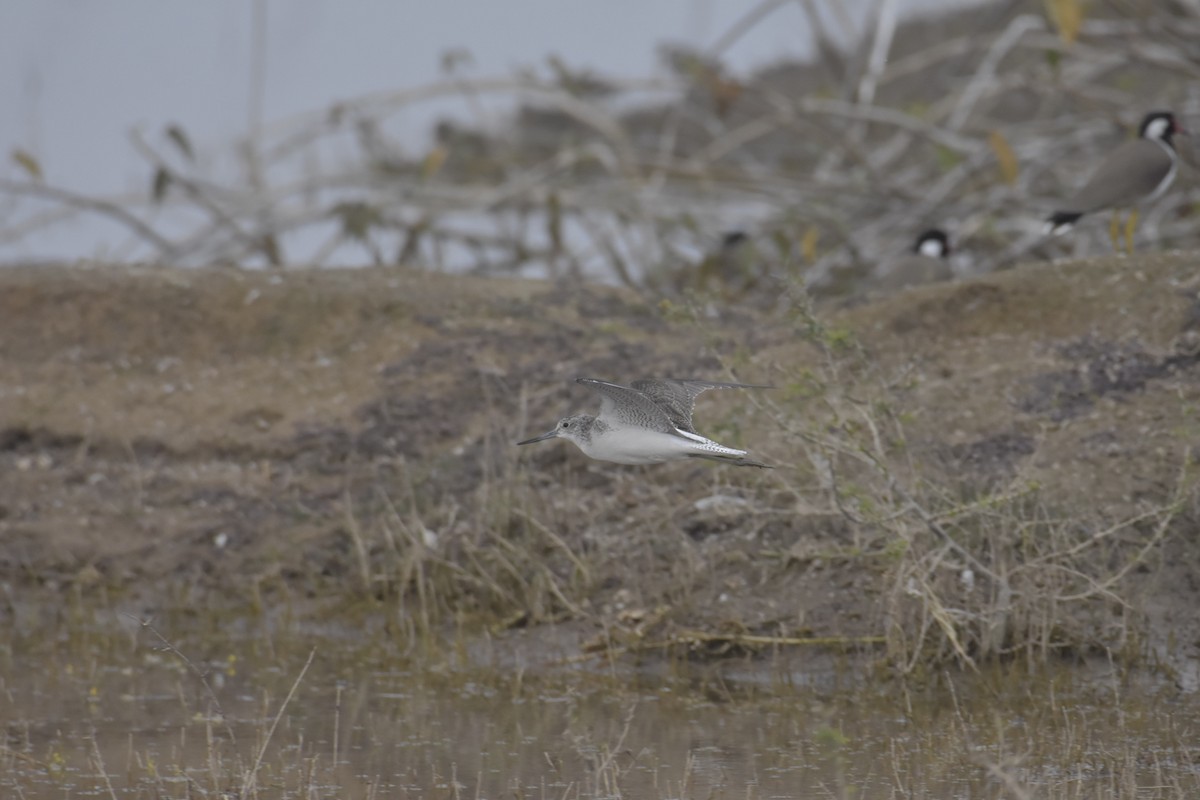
(561, 421), (570, 429)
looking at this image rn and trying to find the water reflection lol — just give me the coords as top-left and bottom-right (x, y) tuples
(2, 630), (1198, 798)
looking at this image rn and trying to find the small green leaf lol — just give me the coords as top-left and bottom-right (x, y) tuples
(11, 149), (43, 181)
(165, 124), (195, 162)
(546, 191), (562, 252)
(1045, 0), (1084, 45)
(801, 226), (820, 264)
(935, 144), (963, 171)
(152, 167), (172, 203)
(419, 145), (448, 180)
(815, 727), (849, 748)
(770, 229), (791, 258)
(259, 233), (283, 266)
(988, 130), (1020, 185)
(331, 201), (383, 242)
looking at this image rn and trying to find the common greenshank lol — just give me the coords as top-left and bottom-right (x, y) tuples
(517, 378), (771, 467)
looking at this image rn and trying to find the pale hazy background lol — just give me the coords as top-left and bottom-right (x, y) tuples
(2, 0), (978, 262)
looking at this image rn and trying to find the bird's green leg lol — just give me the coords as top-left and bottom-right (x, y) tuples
(1109, 211), (1122, 253)
(1123, 208), (1139, 255)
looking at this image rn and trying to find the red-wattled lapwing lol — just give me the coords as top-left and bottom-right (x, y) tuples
(1045, 111), (1187, 254)
(875, 228), (953, 292)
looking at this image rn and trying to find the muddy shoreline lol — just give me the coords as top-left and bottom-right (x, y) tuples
(3, 258), (1200, 681)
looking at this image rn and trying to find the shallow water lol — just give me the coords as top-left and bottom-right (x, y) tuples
(4, 620), (1200, 799)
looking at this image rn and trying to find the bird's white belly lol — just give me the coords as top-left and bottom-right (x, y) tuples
(581, 428), (742, 465)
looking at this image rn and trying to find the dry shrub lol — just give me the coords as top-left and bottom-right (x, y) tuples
(4, 3), (1199, 286)
(750, 286), (1197, 672)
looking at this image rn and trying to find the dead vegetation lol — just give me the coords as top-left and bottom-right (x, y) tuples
(6, 613), (1200, 799)
(0, 0), (1198, 690)
(3, 250), (1200, 681)
(3, 1), (1200, 291)
(6, 4), (1200, 798)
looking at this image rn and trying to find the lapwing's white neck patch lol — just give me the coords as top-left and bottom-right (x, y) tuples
(1144, 116), (1172, 142)
(918, 238), (946, 258)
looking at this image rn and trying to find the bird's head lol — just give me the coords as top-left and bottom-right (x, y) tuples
(1140, 111), (1187, 145)
(517, 414), (594, 449)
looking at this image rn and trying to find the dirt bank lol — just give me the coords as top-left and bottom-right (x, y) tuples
(3, 257), (1200, 676)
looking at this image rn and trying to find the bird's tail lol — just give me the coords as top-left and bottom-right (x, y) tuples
(690, 453), (774, 469)
(1044, 210), (1083, 236)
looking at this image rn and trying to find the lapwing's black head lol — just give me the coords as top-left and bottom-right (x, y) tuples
(1139, 111), (1186, 146)
(913, 229), (950, 259)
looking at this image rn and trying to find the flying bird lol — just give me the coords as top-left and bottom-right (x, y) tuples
(518, 378), (771, 467)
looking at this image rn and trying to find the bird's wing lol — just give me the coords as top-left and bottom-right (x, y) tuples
(1066, 138), (1176, 213)
(630, 379), (769, 433)
(576, 378), (675, 433)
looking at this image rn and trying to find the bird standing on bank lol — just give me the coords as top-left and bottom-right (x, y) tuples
(517, 378), (771, 467)
(1045, 111), (1187, 254)
(875, 229), (954, 292)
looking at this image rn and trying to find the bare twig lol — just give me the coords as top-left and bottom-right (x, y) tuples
(0, 178), (175, 255)
(240, 647), (317, 798)
(124, 614), (236, 744)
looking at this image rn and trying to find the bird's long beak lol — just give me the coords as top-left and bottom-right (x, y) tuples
(517, 429), (558, 446)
